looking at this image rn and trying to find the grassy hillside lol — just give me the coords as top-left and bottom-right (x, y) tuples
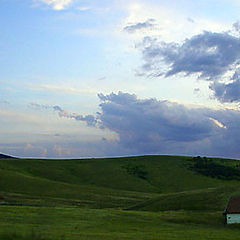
(0, 155), (240, 209)
(127, 186), (239, 212)
(1, 155), (239, 192)
(1, 155), (240, 239)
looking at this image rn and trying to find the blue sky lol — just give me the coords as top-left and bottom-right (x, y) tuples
(2, 0), (240, 158)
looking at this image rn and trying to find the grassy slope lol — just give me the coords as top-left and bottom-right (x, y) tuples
(1, 155), (240, 239)
(1, 156), (239, 191)
(0, 155), (240, 210)
(127, 186), (239, 212)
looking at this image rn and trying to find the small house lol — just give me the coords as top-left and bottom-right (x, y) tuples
(223, 196), (240, 224)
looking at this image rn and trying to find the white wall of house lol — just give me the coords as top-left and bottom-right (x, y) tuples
(227, 214), (240, 224)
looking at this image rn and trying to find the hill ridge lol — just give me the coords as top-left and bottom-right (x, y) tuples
(0, 153), (16, 159)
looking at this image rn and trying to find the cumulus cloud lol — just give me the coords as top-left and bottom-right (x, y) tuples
(22, 143), (48, 158)
(123, 19), (156, 33)
(37, 0), (73, 10)
(96, 92), (240, 157)
(137, 30), (240, 103)
(96, 92), (222, 151)
(210, 80), (240, 103)
(139, 31), (240, 79)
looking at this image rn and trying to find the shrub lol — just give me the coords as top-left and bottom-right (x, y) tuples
(189, 156), (240, 180)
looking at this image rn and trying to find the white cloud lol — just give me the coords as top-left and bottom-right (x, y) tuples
(209, 118), (227, 129)
(76, 6), (91, 11)
(119, 1), (229, 42)
(33, 84), (98, 95)
(37, 0), (73, 10)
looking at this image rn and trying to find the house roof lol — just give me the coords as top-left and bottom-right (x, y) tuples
(225, 196), (240, 214)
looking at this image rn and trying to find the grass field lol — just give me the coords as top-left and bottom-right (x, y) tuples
(1, 206), (240, 240)
(1, 155), (240, 239)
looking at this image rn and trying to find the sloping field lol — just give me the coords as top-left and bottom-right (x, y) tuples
(127, 186), (240, 211)
(0, 155), (240, 210)
(1, 155), (239, 194)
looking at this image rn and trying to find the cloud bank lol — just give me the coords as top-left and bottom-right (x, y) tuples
(37, 92), (240, 158)
(95, 92), (228, 154)
(97, 92), (240, 158)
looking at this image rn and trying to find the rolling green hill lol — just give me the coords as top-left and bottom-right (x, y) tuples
(0, 155), (239, 209)
(1, 155), (240, 239)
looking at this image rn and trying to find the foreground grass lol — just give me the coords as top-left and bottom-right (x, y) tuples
(0, 231), (54, 240)
(1, 206), (240, 240)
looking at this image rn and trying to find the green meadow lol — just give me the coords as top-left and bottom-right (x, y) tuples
(1, 155), (240, 239)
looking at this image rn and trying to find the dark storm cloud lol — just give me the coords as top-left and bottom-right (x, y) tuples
(32, 92), (240, 158)
(96, 92), (230, 154)
(138, 31), (240, 103)
(140, 31), (240, 79)
(124, 19), (156, 33)
(96, 92), (240, 157)
(203, 109), (240, 158)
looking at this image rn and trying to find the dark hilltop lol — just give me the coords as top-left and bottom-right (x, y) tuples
(0, 153), (16, 159)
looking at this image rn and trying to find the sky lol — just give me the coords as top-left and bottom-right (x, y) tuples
(2, 0), (240, 158)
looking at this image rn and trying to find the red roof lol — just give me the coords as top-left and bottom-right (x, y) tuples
(225, 196), (240, 214)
